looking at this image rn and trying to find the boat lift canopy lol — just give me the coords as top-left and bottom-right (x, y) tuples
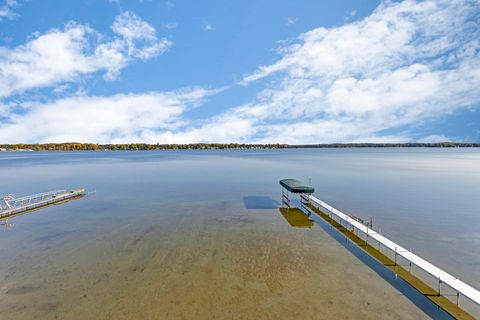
(279, 179), (315, 194)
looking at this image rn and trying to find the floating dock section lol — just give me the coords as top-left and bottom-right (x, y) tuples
(302, 193), (480, 319)
(1, 189), (85, 221)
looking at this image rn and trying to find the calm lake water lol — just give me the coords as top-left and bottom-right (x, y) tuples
(0, 148), (479, 319)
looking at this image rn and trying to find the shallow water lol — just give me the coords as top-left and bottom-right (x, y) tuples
(0, 149), (479, 319)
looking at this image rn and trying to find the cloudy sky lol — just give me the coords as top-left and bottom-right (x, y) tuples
(0, 0), (479, 144)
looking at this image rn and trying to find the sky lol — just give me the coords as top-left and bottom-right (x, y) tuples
(0, 0), (479, 144)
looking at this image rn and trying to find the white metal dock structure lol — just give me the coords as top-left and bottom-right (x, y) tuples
(0, 189), (85, 221)
(303, 193), (480, 318)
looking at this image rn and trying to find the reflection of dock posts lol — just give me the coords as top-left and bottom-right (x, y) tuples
(279, 207), (314, 228)
(300, 194), (311, 215)
(282, 187), (290, 208)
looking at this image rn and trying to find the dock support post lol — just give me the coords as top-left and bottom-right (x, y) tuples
(438, 277), (442, 296)
(394, 247), (397, 266)
(456, 292), (459, 305)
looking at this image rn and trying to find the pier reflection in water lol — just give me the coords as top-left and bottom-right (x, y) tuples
(279, 208), (314, 228)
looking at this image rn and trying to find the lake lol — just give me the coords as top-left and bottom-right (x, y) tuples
(1, 148), (479, 319)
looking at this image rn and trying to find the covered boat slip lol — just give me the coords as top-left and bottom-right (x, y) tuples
(280, 179), (315, 194)
(280, 179), (314, 208)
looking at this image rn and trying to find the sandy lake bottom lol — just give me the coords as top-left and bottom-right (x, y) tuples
(2, 149), (479, 319)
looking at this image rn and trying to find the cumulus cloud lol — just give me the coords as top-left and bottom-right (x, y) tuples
(111, 11), (170, 61)
(229, 0), (480, 143)
(0, 11), (171, 98)
(0, 87), (217, 143)
(145, 0), (479, 144)
(2, 0), (479, 144)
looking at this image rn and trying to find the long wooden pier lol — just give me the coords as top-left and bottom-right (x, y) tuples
(0, 189), (85, 221)
(302, 194), (480, 319)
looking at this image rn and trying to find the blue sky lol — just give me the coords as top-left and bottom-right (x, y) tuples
(0, 0), (479, 143)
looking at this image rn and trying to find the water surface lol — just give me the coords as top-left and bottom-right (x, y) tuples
(1, 148), (479, 319)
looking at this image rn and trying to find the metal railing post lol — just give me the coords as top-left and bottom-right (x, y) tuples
(394, 247), (397, 266)
(438, 277), (442, 296)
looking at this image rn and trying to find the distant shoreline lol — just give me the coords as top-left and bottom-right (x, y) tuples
(1, 142), (479, 151)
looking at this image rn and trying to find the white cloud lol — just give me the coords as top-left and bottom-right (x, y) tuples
(2, 0), (479, 144)
(229, 0), (480, 143)
(419, 134), (452, 143)
(111, 11), (170, 60)
(203, 21), (214, 32)
(162, 22), (178, 29)
(344, 10), (357, 22)
(146, 0), (479, 145)
(285, 17), (298, 27)
(0, 11), (171, 98)
(0, 0), (19, 20)
(0, 87), (217, 143)
(153, 116), (254, 144)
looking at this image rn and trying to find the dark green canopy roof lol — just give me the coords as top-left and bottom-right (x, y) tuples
(280, 179), (314, 194)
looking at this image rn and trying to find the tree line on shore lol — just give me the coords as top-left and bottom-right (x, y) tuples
(0, 143), (288, 151)
(288, 142), (480, 148)
(0, 142), (479, 151)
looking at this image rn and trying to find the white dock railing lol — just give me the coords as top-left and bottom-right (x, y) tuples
(0, 189), (85, 220)
(2, 190), (67, 208)
(306, 194), (480, 308)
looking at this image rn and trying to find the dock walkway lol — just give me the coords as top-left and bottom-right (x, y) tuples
(0, 189), (85, 220)
(304, 194), (480, 319)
